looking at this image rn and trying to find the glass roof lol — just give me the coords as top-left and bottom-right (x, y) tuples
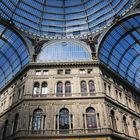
(37, 40), (92, 62)
(98, 14), (140, 89)
(0, 0), (136, 39)
(0, 23), (29, 89)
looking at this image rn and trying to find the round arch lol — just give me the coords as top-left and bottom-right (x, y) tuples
(0, 22), (30, 89)
(37, 40), (92, 62)
(98, 13), (140, 89)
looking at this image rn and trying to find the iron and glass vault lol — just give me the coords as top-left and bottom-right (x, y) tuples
(0, 0), (136, 39)
(0, 23), (29, 88)
(98, 13), (140, 89)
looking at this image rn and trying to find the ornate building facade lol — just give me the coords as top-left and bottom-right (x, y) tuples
(0, 0), (140, 140)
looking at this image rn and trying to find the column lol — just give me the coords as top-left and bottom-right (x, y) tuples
(97, 113), (100, 128)
(29, 115), (32, 131)
(69, 114), (71, 134)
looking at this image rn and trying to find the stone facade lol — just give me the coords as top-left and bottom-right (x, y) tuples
(0, 61), (140, 140)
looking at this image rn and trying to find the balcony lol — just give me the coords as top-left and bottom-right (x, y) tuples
(4, 128), (138, 140)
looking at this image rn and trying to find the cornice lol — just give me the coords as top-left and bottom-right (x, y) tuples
(30, 60), (99, 68)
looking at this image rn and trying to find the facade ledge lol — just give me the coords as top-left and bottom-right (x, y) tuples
(4, 128), (139, 140)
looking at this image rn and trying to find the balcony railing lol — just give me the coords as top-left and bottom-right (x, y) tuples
(3, 128), (140, 140)
(10, 128), (112, 136)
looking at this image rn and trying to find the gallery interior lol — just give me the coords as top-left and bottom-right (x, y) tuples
(0, 0), (140, 140)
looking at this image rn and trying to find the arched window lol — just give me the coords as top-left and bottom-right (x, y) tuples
(33, 82), (40, 96)
(123, 116), (129, 135)
(86, 107), (97, 129)
(88, 80), (95, 95)
(13, 113), (19, 134)
(18, 88), (21, 99)
(65, 81), (71, 96)
(119, 92), (122, 102)
(22, 85), (25, 97)
(41, 82), (48, 95)
(133, 121), (139, 138)
(81, 81), (87, 95)
(59, 108), (69, 130)
(37, 41), (92, 62)
(108, 85), (111, 95)
(104, 82), (106, 90)
(110, 110), (117, 131)
(32, 109), (42, 131)
(57, 81), (63, 96)
(9, 96), (12, 107)
(2, 120), (8, 140)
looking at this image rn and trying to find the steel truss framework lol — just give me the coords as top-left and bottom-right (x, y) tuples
(0, 23), (29, 88)
(99, 13), (140, 89)
(0, 0), (136, 39)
